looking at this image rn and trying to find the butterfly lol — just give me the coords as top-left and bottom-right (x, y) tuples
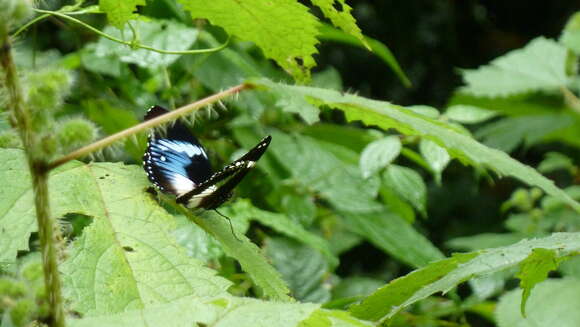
(142, 105), (271, 210)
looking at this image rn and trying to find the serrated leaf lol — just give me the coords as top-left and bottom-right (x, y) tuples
(251, 79), (580, 212)
(94, 20), (198, 68)
(561, 12), (580, 55)
(310, 0), (368, 49)
(69, 295), (320, 327)
(383, 165), (427, 216)
(54, 162), (231, 315)
(496, 279), (580, 327)
(516, 248), (561, 317)
(461, 37), (569, 97)
(419, 139), (450, 184)
(359, 136), (401, 179)
(445, 105), (498, 124)
(178, 0), (320, 82)
(266, 237), (330, 303)
(349, 233), (580, 322)
(99, 0), (145, 29)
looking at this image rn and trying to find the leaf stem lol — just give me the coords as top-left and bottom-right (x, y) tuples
(1, 31), (65, 327)
(15, 8), (230, 55)
(47, 83), (252, 170)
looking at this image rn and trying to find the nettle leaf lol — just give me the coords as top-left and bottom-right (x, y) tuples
(359, 136), (401, 179)
(496, 279), (580, 327)
(383, 165), (427, 217)
(251, 79), (580, 212)
(419, 139), (450, 184)
(265, 237), (330, 303)
(52, 162), (231, 315)
(69, 295), (321, 327)
(561, 12), (580, 55)
(94, 20), (198, 68)
(461, 37), (570, 97)
(349, 233), (580, 322)
(178, 0), (320, 82)
(516, 248), (561, 317)
(310, 0), (369, 49)
(99, 0), (145, 29)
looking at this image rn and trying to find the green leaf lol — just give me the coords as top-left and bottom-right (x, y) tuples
(561, 12), (580, 55)
(227, 199), (338, 268)
(265, 237), (330, 303)
(69, 295), (320, 327)
(99, 0), (145, 29)
(383, 165), (427, 216)
(54, 162), (231, 315)
(94, 20), (198, 68)
(339, 209), (444, 268)
(281, 192), (317, 227)
(446, 233), (525, 251)
(496, 279), (580, 327)
(359, 136), (401, 179)
(444, 105), (498, 124)
(349, 233), (580, 322)
(251, 79), (580, 212)
(178, 0), (320, 82)
(461, 37), (570, 97)
(516, 248), (561, 317)
(332, 277), (384, 299)
(0, 149), (34, 265)
(310, 0), (368, 49)
(538, 152), (575, 173)
(419, 139), (450, 184)
(475, 114), (573, 152)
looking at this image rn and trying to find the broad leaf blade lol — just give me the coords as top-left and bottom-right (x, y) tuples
(99, 0), (145, 28)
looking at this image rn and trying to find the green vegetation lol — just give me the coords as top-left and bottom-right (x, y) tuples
(1, 1), (580, 326)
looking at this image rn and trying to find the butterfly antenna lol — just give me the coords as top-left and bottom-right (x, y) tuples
(214, 209), (241, 242)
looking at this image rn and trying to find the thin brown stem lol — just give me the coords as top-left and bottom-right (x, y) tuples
(1, 35), (65, 326)
(47, 83), (252, 170)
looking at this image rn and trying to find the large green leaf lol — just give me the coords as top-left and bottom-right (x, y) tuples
(53, 161), (231, 315)
(178, 0), (320, 82)
(309, 0), (368, 49)
(349, 233), (580, 322)
(251, 79), (580, 212)
(460, 37), (570, 97)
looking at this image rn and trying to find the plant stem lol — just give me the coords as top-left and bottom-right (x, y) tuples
(25, 8), (230, 55)
(561, 86), (580, 115)
(1, 36), (65, 327)
(47, 83), (252, 170)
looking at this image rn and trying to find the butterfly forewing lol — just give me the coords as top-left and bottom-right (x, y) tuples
(143, 106), (213, 197)
(143, 105), (271, 209)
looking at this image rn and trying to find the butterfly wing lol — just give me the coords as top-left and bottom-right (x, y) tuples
(178, 135), (272, 209)
(143, 106), (213, 197)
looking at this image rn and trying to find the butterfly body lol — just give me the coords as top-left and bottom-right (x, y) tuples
(143, 106), (271, 210)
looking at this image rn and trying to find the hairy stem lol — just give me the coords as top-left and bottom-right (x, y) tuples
(1, 36), (65, 326)
(48, 83), (252, 170)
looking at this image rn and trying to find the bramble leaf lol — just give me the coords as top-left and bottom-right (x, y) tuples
(178, 0), (320, 82)
(310, 0), (369, 49)
(359, 136), (401, 178)
(461, 37), (569, 97)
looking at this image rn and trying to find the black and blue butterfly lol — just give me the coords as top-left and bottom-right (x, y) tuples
(142, 105), (271, 210)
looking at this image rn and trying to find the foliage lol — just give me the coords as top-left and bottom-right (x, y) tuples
(1, 1), (580, 327)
